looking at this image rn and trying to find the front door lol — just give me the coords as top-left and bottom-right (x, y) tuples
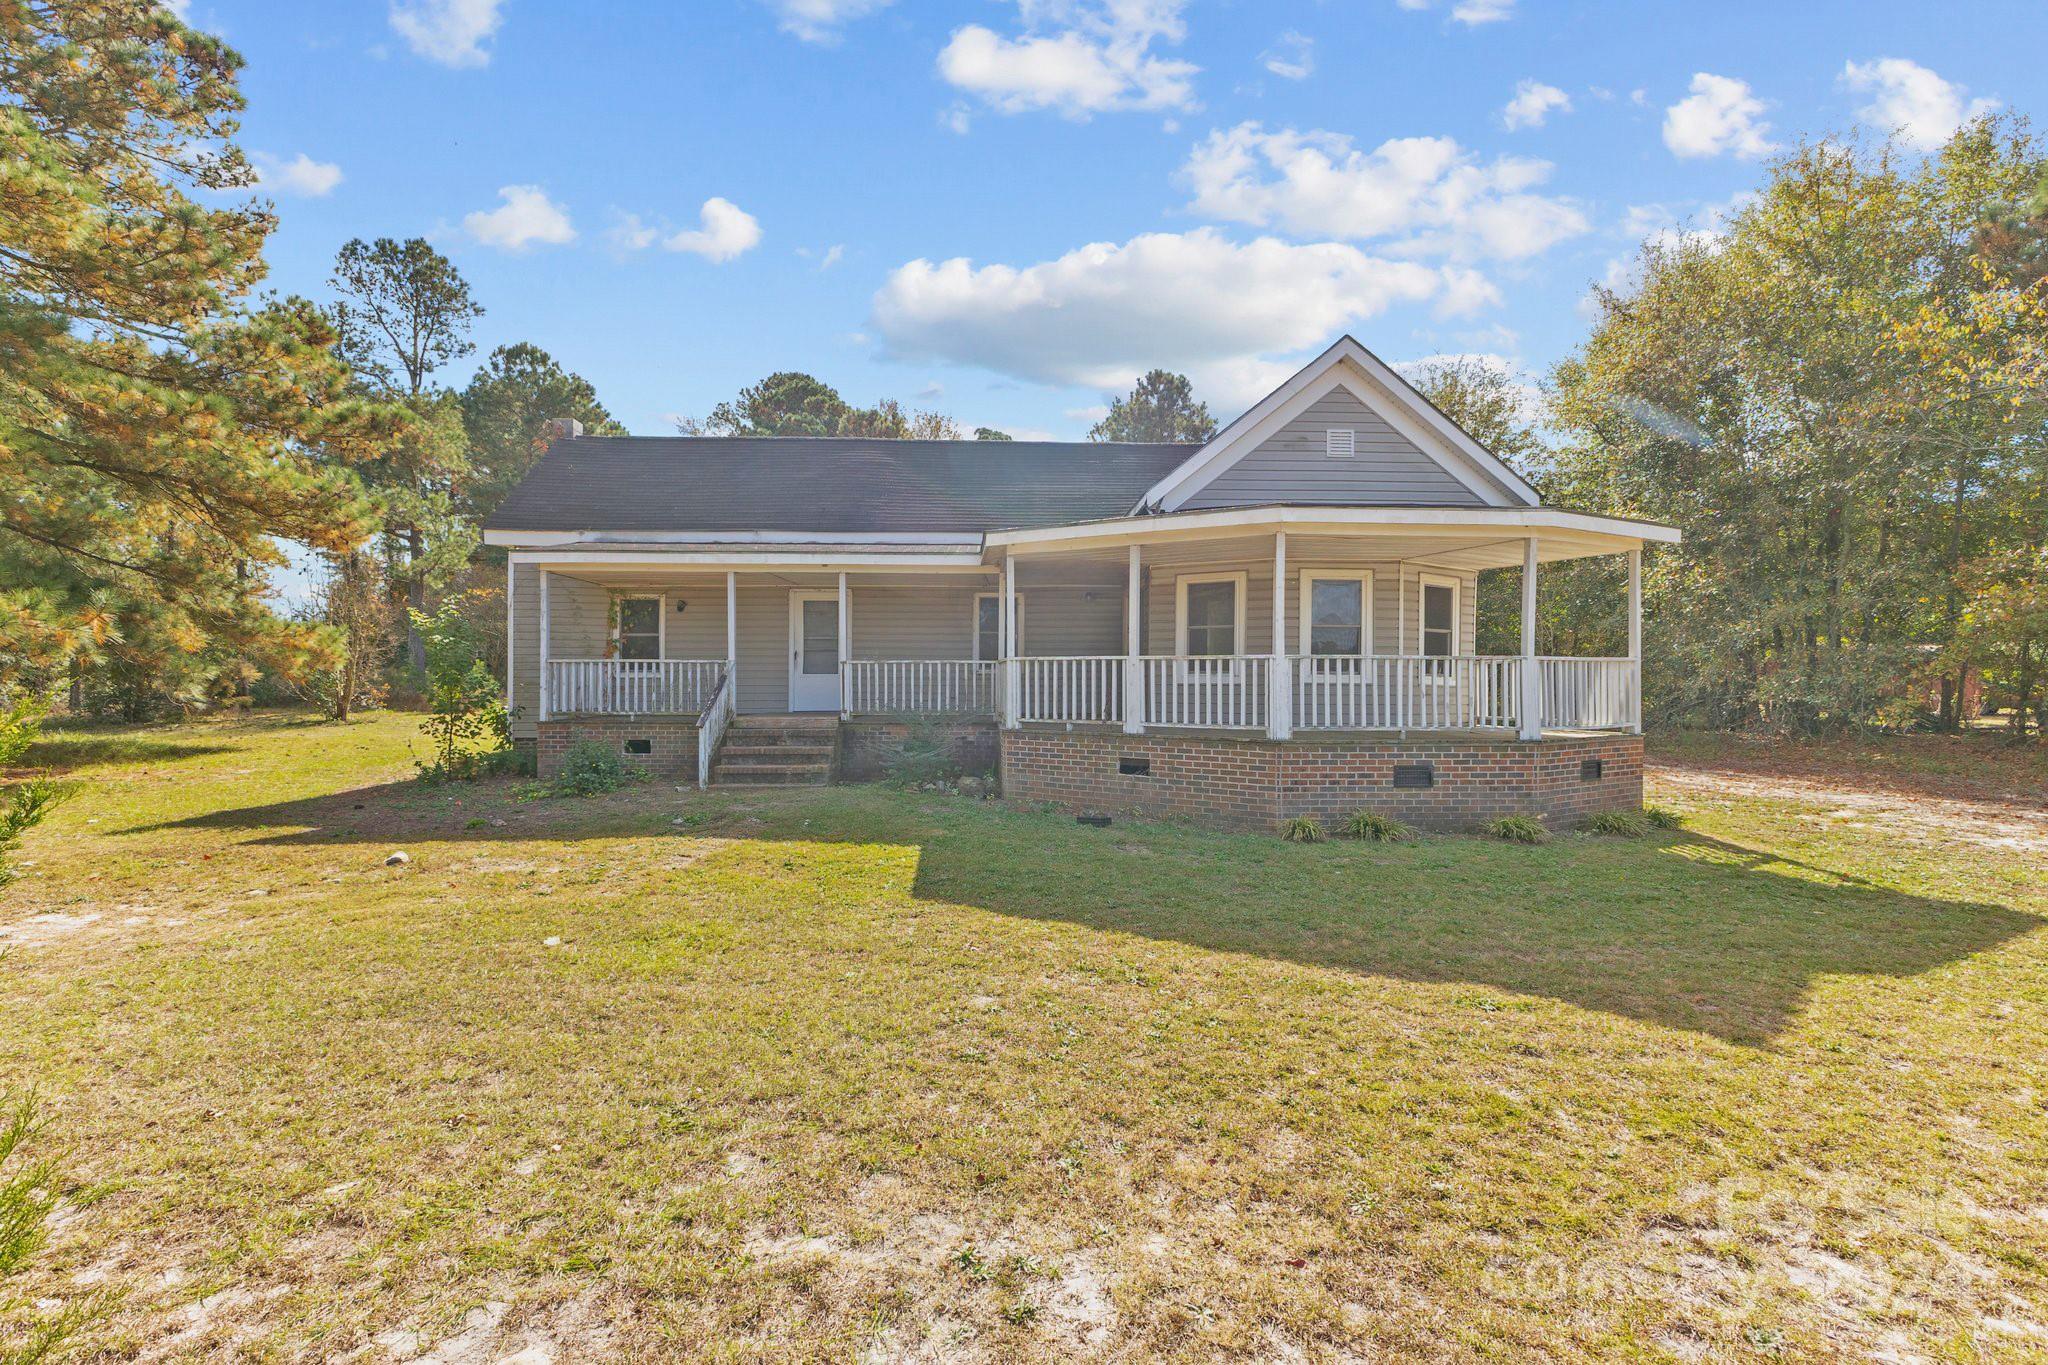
(788, 591), (841, 712)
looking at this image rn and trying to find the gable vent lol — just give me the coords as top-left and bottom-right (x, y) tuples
(1325, 428), (1356, 458)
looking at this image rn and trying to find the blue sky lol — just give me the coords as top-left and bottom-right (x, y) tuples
(189, 0), (2039, 440)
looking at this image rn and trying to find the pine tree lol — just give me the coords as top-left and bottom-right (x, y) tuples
(0, 1), (402, 693)
(459, 343), (625, 520)
(1089, 371), (1216, 443)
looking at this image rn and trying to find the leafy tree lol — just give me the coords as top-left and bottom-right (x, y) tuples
(1949, 546), (2048, 735)
(0, 2), (400, 695)
(689, 372), (964, 440)
(291, 553), (396, 721)
(1403, 357), (1546, 471)
(974, 427), (1014, 441)
(330, 238), (484, 398)
(458, 342), (625, 521)
(326, 238), (479, 671)
(1547, 119), (2048, 732)
(1090, 371), (1216, 443)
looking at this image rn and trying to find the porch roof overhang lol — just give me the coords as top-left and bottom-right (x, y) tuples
(983, 504), (1680, 568)
(503, 539), (993, 574)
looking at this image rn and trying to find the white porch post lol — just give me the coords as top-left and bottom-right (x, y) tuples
(537, 567), (552, 722)
(504, 559), (516, 711)
(1519, 537), (1541, 741)
(1123, 544), (1143, 734)
(1268, 531), (1292, 740)
(1002, 551), (1019, 729)
(837, 571), (851, 719)
(1627, 547), (1643, 734)
(725, 570), (738, 697)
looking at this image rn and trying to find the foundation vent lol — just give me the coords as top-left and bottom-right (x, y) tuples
(1392, 763), (1434, 789)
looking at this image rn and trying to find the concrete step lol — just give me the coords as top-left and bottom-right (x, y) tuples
(712, 762), (831, 785)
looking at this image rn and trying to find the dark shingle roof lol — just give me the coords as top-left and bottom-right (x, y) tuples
(483, 436), (1201, 535)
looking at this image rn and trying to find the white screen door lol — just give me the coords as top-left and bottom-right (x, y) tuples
(788, 592), (841, 711)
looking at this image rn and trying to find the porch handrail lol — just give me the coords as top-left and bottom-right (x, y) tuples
(843, 659), (998, 715)
(1140, 654), (1270, 730)
(544, 658), (725, 716)
(1537, 656), (1637, 731)
(1291, 654), (1521, 731)
(1014, 655), (1124, 724)
(695, 673), (734, 789)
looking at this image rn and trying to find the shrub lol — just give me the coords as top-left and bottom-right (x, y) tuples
(884, 717), (969, 789)
(411, 602), (510, 782)
(1581, 809), (1650, 838)
(1483, 814), (1550, 844)
(1, 1092), (102, 1359)
(1281, 815), (1326, 843)
(551, 742), (641, 798)
(1644, 805), (1685, 830)
(1344, 810), (1412, 842)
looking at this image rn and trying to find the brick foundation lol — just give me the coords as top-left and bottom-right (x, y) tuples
(537, 716), (700, 781)
(999, 726), (1643, 833)
(839, 718), (998, 782)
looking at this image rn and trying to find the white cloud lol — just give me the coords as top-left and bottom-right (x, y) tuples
(252, 152), (343, 197)
(937, 0), (1199, 119)
(163, 0), (194, 18)
(606, 212), (659, 252)
(463, 185), (576, 251)
(1180, 122), (1588, 262)
(660, 198), (762, 262)
(1396, 0), (1516, 25)
(1663, 73), (1775, 159)
(1500, 79), (1570, 130)
(1261, 31), (1314, 81)
(872, 227), (1464, 409)
(819, 243), (845, 270)
(1065, 404), (1111, 421)
(1450, 0), (1514, 22)
(763, 0), (892, 43)
(1841, 57), (1996, 151)
(389, 0), (505, 68)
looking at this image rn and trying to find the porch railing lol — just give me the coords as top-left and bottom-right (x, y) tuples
(1014, 655), (1125, 724)
(1141, 655), (1270, 729)
(695, 672), (734, 789)
(544, 658), (724, 717)
(844, 659), (998, 715)
(1538, 656), (1638, 731)
(1292, 655), (1521, 731)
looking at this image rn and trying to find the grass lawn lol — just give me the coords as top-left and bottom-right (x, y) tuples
(3, 713), (2045, 1361)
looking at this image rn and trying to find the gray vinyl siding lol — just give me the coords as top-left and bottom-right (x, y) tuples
(1179, 384), (1487, 510)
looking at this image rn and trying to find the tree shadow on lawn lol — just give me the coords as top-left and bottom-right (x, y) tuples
(142, 779), (2042, 1045)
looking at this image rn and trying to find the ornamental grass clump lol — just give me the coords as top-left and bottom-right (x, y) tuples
(1344, 810), (1413, 842)
(1281, 815), (1327, 844)
(1484, 814), (1549, 844)
(1582, 809), (1650, 838)
(1644, 806), (1685, 830)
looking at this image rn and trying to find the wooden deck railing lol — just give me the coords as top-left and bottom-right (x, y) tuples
(1537, 656), (1638, 731)
(1292, 655), (1521, 731)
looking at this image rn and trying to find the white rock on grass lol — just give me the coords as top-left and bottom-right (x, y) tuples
(384, 851), (411, 867)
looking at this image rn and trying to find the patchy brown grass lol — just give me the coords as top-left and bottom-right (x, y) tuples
(2, 713), (2045, 1361)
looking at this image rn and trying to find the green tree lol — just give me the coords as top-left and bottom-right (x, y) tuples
(0, 1), (400, 695)
(458, 342), (625, 521)
(410, 595), (510, 780)
(1547, 119), (2048, 732)
(689, 373), (964, 440)
(326, 238), (480, 672)
(1089, 371), (1216, 443)
(973, 427), (1014, 441)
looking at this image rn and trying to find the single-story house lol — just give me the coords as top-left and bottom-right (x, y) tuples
(483, 336), (1679, 831)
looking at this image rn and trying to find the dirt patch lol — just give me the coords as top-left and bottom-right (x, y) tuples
(1651, 760), (2048, 855)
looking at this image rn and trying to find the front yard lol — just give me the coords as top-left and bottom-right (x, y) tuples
(3, 713), (2045, 1361)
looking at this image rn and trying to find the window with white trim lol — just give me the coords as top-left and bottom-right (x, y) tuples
(1418, 576), (1458, 659)
(1325, 428), (1355, 457)
(1175, 573), (1246, 659)
(973, 593), (1022, 661)
(1299, 571), (1371, 658)
(615, 596), (662, 660)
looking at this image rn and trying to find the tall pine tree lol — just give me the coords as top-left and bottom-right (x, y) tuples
(0, 1), (401, 694)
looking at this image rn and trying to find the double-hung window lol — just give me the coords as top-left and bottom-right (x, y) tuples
(615, 596), (662, 661)
(1175, 573), (1246, 677)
